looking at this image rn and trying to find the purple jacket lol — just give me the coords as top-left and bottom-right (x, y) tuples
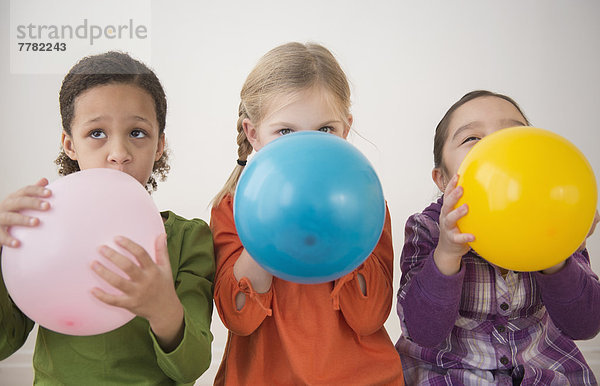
(396, 197), (599, 385)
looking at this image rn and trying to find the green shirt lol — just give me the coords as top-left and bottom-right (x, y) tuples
(0, 211), (215, 385)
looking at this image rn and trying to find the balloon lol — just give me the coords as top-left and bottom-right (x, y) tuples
(1, 168), (165, 336)
(234, 131), (386, 284)
(456, 127), (597, 271)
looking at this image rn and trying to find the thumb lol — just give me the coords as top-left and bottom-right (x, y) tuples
(154, 233), (170, 268)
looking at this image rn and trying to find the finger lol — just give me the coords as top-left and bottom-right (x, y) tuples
(0, 211), (40, 228)
(98, 245), (141, 281)
(35, 178), (49, 188)
(441, 186), (464, 216)
(588, 210), (599, 237)
(451, 231), (475, 245)
(588, 225), (597, 239)
(443, 174), (459, 195)
(0, 195), (50, 214)
(0, 229), (20, 248)
(444, 203), (468, 228)
(91, 260), (134, 292)
(9, 184), (51, 200)
(115, 236), (154, 269)
(91, 287), (125, 308)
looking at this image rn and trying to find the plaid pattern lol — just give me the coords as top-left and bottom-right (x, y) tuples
(396, 198), (598, 385)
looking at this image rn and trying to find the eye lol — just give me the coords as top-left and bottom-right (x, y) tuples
(278, 128), (293, 136)
(318, 126), (334, 133)
(130, 129), (147, 138)
(461, 136), (480, 145)
(90, 130), (106, 139)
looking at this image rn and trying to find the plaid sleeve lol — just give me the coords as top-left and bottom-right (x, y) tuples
(396, 212), (465, 347)
(534, 249), (600, 340)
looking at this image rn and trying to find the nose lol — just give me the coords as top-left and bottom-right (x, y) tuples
(107, 139), (132, 166)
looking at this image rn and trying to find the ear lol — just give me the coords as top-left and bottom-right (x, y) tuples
(61, 132), (78, 160)
(242, 118), (261, 151)
(155, 132), (165, 161)
(432, 167), (447, 192)
(342, 114), (353, 139)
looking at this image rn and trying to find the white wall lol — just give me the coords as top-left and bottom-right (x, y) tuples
(1, 1), (599, 384)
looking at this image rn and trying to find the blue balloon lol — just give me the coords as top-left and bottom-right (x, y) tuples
(234, 131), (386, 284)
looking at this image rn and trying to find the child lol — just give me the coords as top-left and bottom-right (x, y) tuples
(210, 42), (404, 385)
(396, 90), (600, 385)
(0, 51), (215, 385)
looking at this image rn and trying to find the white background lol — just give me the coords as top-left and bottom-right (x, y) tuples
(1, 1), (599, 384)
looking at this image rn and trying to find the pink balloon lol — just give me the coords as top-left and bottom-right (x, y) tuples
(1, 168), (165, 336)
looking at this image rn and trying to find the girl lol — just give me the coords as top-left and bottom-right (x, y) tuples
(396, 90), (600, 385)
(210, 42), (404, 385)
(0, 52), (215, 385)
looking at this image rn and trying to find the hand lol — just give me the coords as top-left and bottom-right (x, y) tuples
(0, 178), (51, 248)
(92, 234), (184, 351)
(233, 249), (273, 310)
(577, 210), (600, 252)
(433, 174), (475, 275)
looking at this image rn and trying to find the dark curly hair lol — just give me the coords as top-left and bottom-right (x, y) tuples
(55, 51), (169, 191)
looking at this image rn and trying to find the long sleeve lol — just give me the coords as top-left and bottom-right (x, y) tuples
(396, 211), (465, 348)
(396, 202), (598, 385)
(0, 248), (36, 360)
(16, 212), (215, 385)
(211, 196), (273, 336)
(534, 249), (600, 340)
(332, 206), (395, 336)
(212, 197), (404, 384)
(151, 216), (215, 383)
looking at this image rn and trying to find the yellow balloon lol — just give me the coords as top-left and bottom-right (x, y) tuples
(456, 127), (597, 271)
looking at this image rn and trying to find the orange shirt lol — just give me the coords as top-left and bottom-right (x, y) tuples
(211, 195), (403, 385)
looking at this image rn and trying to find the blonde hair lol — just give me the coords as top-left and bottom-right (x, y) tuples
(211, 42), (352, 207)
